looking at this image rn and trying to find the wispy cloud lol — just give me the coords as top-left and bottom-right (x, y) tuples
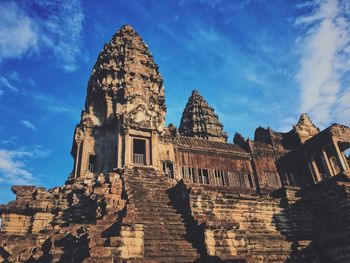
(35, 0), (85, 72)
(0, 76), (18, 92)
(295, 0), (350, 126)
(0, 0), (85, 71)
(0, 145), (50, 184)
(0, 1), (38, 62)
(0, 136), (18, 146)
(20, 120), (37, 131)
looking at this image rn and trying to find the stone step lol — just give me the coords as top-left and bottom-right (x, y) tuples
(144, 250), (199, 257)
(140, 256), (199, 262)
(143, 225), (187, 231)
(129, 211), (180, 218)
(144, 244), (197, 251)
(132, 218), (186, 226)
(128, 200), (172, 205)
(143, 234), (191, 241)
(143, 234), (188, 241)
(145, 234), (186, 241)
(133, 210), (183, 216)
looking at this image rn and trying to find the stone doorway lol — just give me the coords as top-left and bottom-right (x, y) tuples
(133, 138), (146, 165)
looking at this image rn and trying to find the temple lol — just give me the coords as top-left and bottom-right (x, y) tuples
(1, 25), (350, 262)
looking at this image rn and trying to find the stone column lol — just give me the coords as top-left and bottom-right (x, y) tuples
(74, 141), (82, 178)
(331, 138), (347, 172)
(341, 151), (350, 170)
(124, 128), (131, 166)
(307, 162), (316, 182)
(322, 149), (334, 177)
(117, 120), (123, 168)
(145, 138), (150, 165)
(151, 131), (158, 168)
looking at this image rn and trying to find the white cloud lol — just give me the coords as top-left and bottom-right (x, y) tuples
(20, 120), (37, 131)
(0, 145), (50, 185)
(295, 0), (350, 127)
(35, 0), (85, 72)
(0, 0), (84, 72)
(295, 1), (315, 9)
(334, 87), (350, 124)
(0, 1), (38, 62)
(0, 76), (18, 92)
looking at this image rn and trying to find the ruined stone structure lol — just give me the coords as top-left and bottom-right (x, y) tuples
(1, 25), (350, 262)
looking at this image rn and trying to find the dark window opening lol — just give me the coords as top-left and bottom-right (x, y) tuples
(329, 156), (340, 175)
(214, 170), (219, 185)
(162, 161), (174, 179)
(88, 155), (96, 172)
(287, 173), (297, 186)
(133, 139), (146, 164)
(213, 170), (226, 186)
(202, 169), (209, 184)
(198, 169), (203, 184)
(314, 155), (328, 179)
(308, 161), (318, 182)
(221, 172), (226, 186)
(247, 174), (254, 188)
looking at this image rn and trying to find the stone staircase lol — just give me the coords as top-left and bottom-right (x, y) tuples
(120, 167), (201, 262)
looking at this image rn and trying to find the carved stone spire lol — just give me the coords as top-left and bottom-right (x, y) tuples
(179, 90), (227, 142)
(71, 25), (166, 176)
(82, 24), (166, 131)
(294, 113), (320, 143)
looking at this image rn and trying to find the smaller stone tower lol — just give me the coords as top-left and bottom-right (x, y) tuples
(179, 90), (227, 142)
(293, 113), (320, 144)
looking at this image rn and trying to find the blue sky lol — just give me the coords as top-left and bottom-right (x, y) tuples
(0, 0), (350, 202)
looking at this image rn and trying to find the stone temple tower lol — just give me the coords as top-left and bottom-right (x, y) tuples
(71, 25), (166, 178)
(179, 90), (227, 142)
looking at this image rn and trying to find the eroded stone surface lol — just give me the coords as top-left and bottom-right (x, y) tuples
(0, 173), (125, 262)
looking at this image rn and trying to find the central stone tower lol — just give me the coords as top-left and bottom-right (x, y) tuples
(71, 25), (166, 178)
